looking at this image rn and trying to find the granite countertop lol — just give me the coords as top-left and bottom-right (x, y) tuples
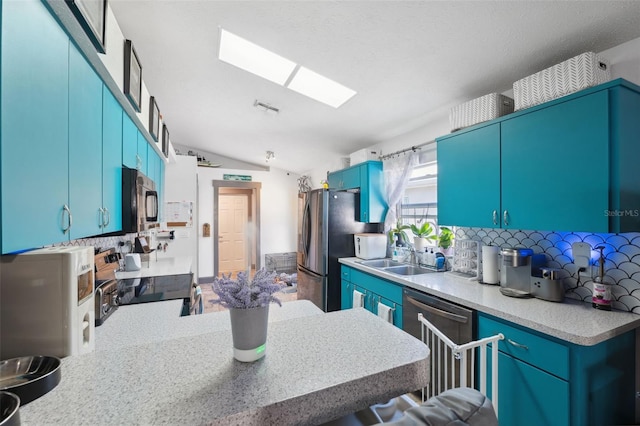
(114, 256), (192, 279)
(340, 257), (640, 346)
(21, 301), (430, 425)
(95, 299), (326, 352)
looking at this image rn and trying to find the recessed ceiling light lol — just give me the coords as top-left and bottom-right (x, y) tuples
(287, 66), (357, 108)
(218, 29), (296, 85)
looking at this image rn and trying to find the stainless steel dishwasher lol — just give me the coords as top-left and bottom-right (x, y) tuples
(402, 287), (475, 397)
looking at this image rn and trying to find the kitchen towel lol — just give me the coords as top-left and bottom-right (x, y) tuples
(352, 290), (364, 308)
(377, 302), (394, 324)
(482, 245), (500, 284)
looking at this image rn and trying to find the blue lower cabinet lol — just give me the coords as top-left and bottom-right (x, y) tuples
(479, 313), (635, 426)
(340, 266), (403, 329)
(495, 351), (569, 426)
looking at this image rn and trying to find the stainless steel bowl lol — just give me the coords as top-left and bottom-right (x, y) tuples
(0, 391), (20, 426)
(0, 356), (61, 406)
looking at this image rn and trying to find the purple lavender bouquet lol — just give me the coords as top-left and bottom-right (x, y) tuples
(212, 268), (284, 309)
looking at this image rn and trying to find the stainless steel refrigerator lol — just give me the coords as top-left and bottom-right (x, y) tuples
(297, 189), (383, 312)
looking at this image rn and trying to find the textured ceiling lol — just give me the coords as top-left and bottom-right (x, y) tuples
(108, 0), (640, 174)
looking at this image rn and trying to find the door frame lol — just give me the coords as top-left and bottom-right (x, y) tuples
(212, 180), (262, 277)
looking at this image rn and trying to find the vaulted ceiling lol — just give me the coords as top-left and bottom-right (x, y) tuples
(108, 0), (640, 173)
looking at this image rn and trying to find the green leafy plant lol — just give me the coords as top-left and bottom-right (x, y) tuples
(410, 222), (437, 240)
(437, 227), (454, 249)
(388, 219), (411, 245)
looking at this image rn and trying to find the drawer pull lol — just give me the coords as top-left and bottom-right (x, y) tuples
(507, 338), (528, 350)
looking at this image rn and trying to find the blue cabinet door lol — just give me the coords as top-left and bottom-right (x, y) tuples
(158, 158), (165, 221)
(68, 44), (103, 239)
(496, 352), (569, 426)
(437, 124), (501, 228)
(501, 91), (610, 232)
(122, 113), (138, 169)
(341, 279), (353, 310)
(137, 131), (148, 175)
(1, 0), (69, 253)
(359, 161), (386, 223)
(102, 86), (123, 233)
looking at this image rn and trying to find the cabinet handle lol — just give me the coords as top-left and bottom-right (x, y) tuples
(104, 208), (110, 227)
(503, 210), (509, 226)
(506, 338), (528, 350)
(98, 207), (105, 228)
(492, 210), (498, 225)
(62, 204), (72, 234)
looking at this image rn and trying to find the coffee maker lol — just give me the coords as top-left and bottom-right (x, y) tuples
(499, 248), (536, 297)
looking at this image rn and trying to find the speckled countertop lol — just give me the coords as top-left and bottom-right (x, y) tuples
(340, 258), (640, 346)
(20, 301), (430, 425)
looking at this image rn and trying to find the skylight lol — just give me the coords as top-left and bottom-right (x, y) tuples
(218, 29), (297, 86)
(287, 66), (357, 108)
(218, 29), (356, 108)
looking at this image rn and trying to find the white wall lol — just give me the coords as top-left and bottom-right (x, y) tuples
(196, 166), (300, 279)
(94, 2), (163, 154)
(306, 36), (640, 180)
(153, 156), (199, 278)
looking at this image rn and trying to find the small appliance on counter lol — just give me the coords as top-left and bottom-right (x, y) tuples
(0, 246), (95, 359)
(530, 267), (564, 302)
(354, 233), (387, 260)
(124, 253), (142, 271)
(499, 248), (545, 298)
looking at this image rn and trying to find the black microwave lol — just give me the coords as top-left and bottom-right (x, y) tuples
(122, 168), (158, 233)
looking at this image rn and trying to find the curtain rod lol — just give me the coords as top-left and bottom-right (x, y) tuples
(379, 140), (436, 160)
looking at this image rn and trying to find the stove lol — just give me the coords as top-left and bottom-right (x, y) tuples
(116, 273), (193, 307)
(95, 279), (118, 326)
(94, 248), (121, 326)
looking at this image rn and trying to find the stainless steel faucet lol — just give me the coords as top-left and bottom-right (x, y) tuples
(408, 245), (418, 265)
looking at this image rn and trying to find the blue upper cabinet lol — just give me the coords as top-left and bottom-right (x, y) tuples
(122, 113), (138, 169)
(68, 43), (104, 240)
(328, 161), (387, 223)
(1, 0), (70, 253)
(437, 80), (640, 233)
(437, 124), (501, 228)
(102, 86), (123, 234)
(137, 130), (149, 176)
(501, 91), (609, 232)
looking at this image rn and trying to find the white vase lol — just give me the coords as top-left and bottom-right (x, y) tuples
(413, 237), (427, 252)
(229, 305), (269, 362)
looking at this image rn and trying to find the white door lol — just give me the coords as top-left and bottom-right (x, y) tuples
(218, 194), (249, 276)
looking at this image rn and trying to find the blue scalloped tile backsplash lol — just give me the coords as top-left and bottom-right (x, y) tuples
(456, 228), (640, 314)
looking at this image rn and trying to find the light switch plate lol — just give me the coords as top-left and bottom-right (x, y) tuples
(572, 242), (592, 277)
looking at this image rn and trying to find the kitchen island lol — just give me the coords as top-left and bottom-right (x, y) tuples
(20, 300), (430, 425)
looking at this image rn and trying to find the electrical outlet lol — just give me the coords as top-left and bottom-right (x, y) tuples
(572, 242), (592, 277)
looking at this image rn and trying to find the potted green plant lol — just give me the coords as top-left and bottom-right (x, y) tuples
(410, 222), (436, 251)
(388, 219), (411, 247)
(212, 268), (284, 362)
(437, 227), (454, 254)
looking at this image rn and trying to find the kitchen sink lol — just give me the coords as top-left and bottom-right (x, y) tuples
(358, 259), (404, 268)
(383, 265), (434, 276)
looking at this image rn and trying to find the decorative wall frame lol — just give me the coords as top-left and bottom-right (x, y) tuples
(123, 39), (142, 112)
(162, 124), (170, 158)
(65, 0), (107, 53)
(149, 96), (160, 142)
